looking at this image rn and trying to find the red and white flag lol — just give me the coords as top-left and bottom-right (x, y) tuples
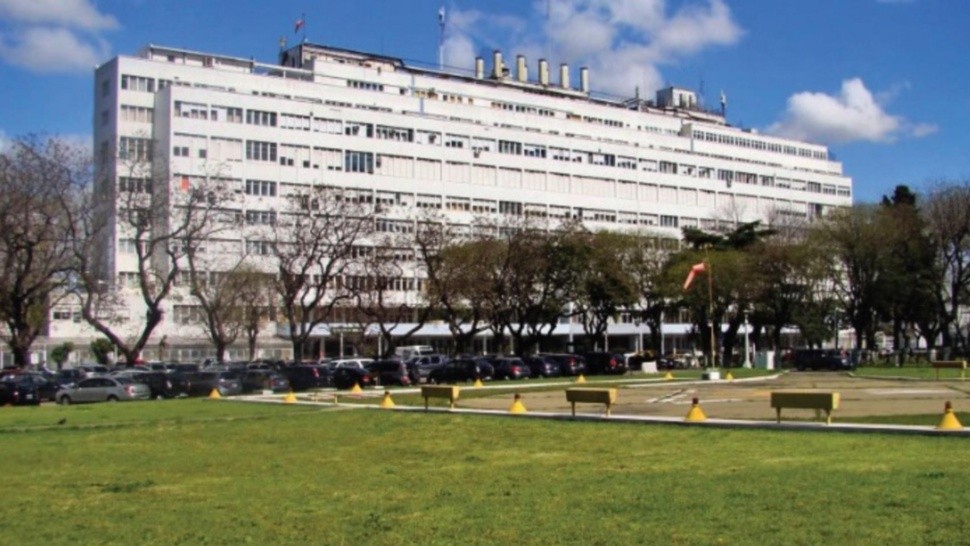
(294, 17), (305, 34)
(683, 262), (706, 290)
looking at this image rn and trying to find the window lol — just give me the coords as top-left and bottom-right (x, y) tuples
(173, 146), (189, 157)
(245, 141), (277, 162)
(245, 240), (273, 256)
(660, 215), (679, 228)
(345, 151), (374, 174)
(120, 105), (153, 123)
(119, 177), (152, 194)
(498, 140), (522, 155)
(245, 180), (277, 197)
(120, 74), (155, 92)
(101, 79), (110, 97)
(118, 137), (152, 162)
(245, 210), (277, 225)
(245, 109), (277, 126)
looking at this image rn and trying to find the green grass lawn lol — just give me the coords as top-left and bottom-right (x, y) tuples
(1, 399), (967, 545)
(853, 366), (969, 381)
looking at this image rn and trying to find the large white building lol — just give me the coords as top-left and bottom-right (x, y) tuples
(46, 40), (852, 363)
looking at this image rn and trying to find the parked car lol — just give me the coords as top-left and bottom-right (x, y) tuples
(365, 360), (411, 387)
(182, 371), (243, 397)
(540, 353), (587, 376)
(78, 364), (110, 377)
(332, 367), (375, 390)
(0, 376), (42, 406)
(280, 365), (333, 391)
(56, 376), (151, 404)
(231, 369), (291, 394)
(113, 370), (187, 399)
(793, 349), (854, 371)
(427, 358), (488, 384)
(523, 355), (562, 378)
(330, 358), (374, 370)
(584, 352), (629, 375)
(492, 357), (531, 380)
(1, 372), (63, 402)
(405, 354), (450, 383)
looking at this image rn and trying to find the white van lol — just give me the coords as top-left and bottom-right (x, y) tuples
(394, 345), (435, 360)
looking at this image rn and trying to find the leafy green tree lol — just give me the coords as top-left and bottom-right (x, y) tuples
(89, 338), (114, 365)
(50, 342), (75, 369)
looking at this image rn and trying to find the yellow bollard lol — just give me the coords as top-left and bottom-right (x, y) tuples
(350, 383), (363, 395)
(208, 389), (221, 399)
(473, 378), (484, 388)
(725, 371), (734, 381)
(664, 371), (674, 381)
(379, 391), (395, 409)
(937, 401), (963, 430)
(685, 397), (707, 422)
(283, 391), (297, 404)
(575, 374), (586, 384)
(508, 393), (527, 414)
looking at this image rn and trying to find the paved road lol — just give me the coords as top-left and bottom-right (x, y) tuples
(458, 372), (970, 420)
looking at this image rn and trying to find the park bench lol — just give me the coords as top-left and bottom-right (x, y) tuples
(770, 391), (840, 425)
(565, 388), (617, 417)
(421, 385), (460, 410)
(932, 360), (967, 381)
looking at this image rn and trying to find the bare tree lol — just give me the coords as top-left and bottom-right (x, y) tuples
(272, 185), (373, 361)
(0, 136), (86, 367)
(69, 138), (232, 365)
(352, 232), (434, 357)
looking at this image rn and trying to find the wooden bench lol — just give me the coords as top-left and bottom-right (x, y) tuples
(932, 360), (967, 381)
(421, 385), (460, 410)
(770, 391), (840, 425)
(566, 388), (618, 417)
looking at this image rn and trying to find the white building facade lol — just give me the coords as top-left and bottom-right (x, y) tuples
(45, 41), (851, 363)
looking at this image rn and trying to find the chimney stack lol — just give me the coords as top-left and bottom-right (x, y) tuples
(539, 59), (549, 86)
(492, 50), (503, 79)
(560, 63), (570, 89)
(516, 55), (527, 83)
(580, 67), (589, 93)
(475, 57), (484, 79)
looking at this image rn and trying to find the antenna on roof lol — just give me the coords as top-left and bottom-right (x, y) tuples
(438, 6), (446, 70)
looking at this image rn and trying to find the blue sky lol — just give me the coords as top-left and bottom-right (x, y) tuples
(0, 0), (966, 203)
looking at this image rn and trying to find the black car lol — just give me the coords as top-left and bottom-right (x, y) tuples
(366, 360), (411, 387)
(492, 357), (531, 380)
(183, 371), (243, 397)
(540, 353), (588, 376)
(523, 355), (562, 378)
(793, 349), (854, 371)
(231, 369), (291, 393)
(1, 372), (63, 402)
(427, 358), (487, 384)
(113, 370), (187, 399)
(584, 352), (628, 375)
(280, 365), (333, 391)
(0, 376), (41, 406)
(332, 367), (375, 390)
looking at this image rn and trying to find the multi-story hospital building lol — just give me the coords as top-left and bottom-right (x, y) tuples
(44, 41), (852, 362)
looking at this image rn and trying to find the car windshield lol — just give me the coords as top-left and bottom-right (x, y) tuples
(114, 377), (133, 384)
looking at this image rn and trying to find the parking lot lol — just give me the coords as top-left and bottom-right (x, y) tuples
(457, 372), (970, 420)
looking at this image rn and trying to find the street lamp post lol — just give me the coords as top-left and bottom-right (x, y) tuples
(743, 312), (752, 368)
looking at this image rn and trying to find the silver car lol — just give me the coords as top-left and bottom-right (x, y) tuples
(56, 376), (151, 404)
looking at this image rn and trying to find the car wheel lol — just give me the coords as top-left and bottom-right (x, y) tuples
(58, 395), (71, 405)
(107, 395), (119, 402)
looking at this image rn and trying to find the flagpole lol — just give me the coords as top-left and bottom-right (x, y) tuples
(302, 12), (307, 43)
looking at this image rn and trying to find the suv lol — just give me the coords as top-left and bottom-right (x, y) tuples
(427, 358), (487, 384)
(540, 353), (587, 376)
(793, 349), (854, 371)
(584, 352), (629, 375)
(492, 357), (531, 380)
(366, 360), (411, 387)
(280, 365), (333, 391)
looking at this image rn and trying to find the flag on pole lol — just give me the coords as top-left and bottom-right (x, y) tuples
(294, 16), (305, 34)
(683, 262), (706, 290)
(438, 6), (446, 24)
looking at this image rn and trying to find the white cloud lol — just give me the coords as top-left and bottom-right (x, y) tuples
(0, 27), (108, 73)
(0, 0), (117, 73)
(0, 0), (117, 31)
(767, 78), (937, 145)
(443, 0), (743, 97)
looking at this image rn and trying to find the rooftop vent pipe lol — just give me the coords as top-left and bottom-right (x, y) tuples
(516, 55), (527, 83)
(492, 50), (503, 79)
(580, 67), (589, 93)
(539, 59), (549, 86)
(560, 63), (570, 90)
(475, 57), (484, 79)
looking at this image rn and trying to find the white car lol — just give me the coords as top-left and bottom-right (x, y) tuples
(56, 376), (152, 404)
(329, 358), (374, 370)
